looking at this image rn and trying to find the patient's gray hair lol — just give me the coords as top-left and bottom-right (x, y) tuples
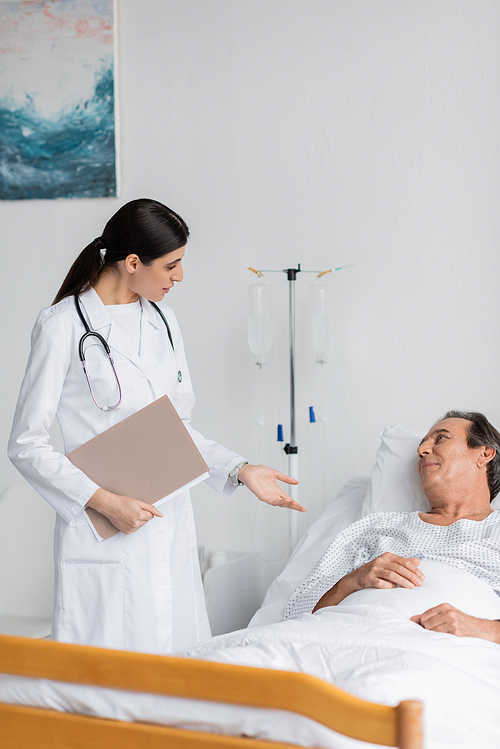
(443, 410), (500, 502)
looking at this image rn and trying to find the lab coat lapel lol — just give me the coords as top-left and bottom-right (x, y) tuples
(78, 288), (144, 370)
(140, 300), (179, 398)
(140, 298), (164, 359)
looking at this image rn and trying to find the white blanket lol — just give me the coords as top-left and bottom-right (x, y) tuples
(184, 561), (500, 748)
(1, 561), (500, 748)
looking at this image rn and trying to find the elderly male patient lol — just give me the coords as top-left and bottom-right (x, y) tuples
(284, 410), (500, 643)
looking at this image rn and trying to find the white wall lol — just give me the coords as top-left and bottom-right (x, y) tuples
(2, 0), (500, 562)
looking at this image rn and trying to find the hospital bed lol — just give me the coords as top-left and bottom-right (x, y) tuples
(0, 633), (421, 749)
(1, 425), (499, 749)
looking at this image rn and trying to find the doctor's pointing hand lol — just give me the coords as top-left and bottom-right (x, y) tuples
(9, 198), (303, 657)
(237, 463), (302, 511)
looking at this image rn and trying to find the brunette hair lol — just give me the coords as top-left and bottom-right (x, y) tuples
(443, 410), (500, 502)
(52, 199), (189, 304)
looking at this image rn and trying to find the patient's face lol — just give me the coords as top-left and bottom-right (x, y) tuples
(417, 418), (481, 497)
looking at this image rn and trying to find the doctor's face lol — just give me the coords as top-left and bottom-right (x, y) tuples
(128, 247), (185, 302)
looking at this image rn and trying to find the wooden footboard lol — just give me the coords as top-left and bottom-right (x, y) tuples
(0, 634), (422, 749)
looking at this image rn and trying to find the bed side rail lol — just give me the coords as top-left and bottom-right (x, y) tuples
(0, 634), (422, 748)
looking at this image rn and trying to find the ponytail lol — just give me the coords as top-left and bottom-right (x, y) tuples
(52, 238), (105, 305)
(52, 199), (189, 306)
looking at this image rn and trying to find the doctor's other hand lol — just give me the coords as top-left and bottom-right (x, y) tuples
(87, 488), (163, 534)
(236, 464), (304, 512)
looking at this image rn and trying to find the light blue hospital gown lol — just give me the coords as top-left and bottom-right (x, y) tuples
(284, 511), (500, 620)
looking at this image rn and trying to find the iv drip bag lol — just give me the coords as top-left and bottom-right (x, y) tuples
(248, 277), (273, 363)
(311, 277), (329, 363)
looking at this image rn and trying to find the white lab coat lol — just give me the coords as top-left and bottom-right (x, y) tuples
(8, 288), (244, 654)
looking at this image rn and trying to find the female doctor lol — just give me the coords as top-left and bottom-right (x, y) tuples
(8, 198), (303, 655)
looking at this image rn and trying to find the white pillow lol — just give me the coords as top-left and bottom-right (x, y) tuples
(359, 425), (430, 518)
(360, 424), (500, 516)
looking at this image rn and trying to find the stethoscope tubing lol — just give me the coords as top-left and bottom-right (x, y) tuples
(74, 295), (175, 412)
(148, 301), (175, 351)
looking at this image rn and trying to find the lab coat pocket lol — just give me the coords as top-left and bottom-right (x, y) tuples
(59, 521), (122, 562)
(59, 562), (125, 648)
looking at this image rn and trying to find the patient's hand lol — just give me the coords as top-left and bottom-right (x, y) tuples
(312, 553), (425, 613)
(411, 604), (500, 643)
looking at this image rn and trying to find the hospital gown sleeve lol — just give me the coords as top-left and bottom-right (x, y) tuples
(8, 308), (100, 524)
(283, 518), (376, 619)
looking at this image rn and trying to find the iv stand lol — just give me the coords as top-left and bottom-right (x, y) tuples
(247, 262), (352, 550)
(284, 266), (300, 550)
(249, 263), (304, 550)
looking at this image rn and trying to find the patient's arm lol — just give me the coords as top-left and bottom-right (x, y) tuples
(411, 604), (500, 644)
(312, 552), (425, 613)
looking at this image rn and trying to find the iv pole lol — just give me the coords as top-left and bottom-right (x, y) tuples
(248, 263), (353, 549)
(284, 265), (300, 550)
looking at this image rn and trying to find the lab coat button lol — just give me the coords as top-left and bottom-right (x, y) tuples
(178, 371), (182, 382)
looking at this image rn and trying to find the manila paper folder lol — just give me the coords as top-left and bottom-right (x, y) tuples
(67, 395), (209, 540)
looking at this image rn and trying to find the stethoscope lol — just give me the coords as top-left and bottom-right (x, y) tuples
(74, 295), (178, 412)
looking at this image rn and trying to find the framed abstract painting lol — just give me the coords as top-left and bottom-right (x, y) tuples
(0, 0), (118, 200)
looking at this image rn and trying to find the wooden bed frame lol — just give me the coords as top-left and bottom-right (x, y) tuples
(0, 634), (422, 749)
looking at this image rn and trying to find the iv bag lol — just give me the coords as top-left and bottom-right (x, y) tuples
(311, 277), (328, 363)
(248, 277), (273, 363)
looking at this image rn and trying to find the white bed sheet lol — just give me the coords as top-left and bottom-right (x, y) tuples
(1, 561), (500, 749)
(0, 672), (369, 749)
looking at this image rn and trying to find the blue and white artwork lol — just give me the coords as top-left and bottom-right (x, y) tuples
(0, 0), (117, 200)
